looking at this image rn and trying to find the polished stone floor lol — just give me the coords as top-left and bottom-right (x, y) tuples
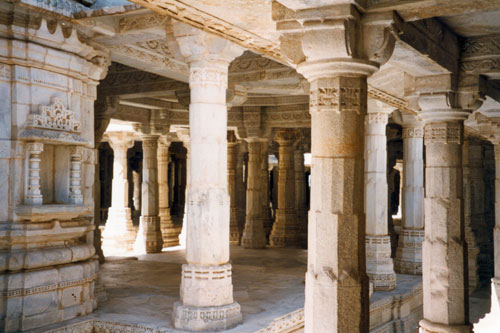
(31, 245), (492, 332)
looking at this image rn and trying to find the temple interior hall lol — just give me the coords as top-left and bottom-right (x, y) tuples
(1, 0), (500, 332)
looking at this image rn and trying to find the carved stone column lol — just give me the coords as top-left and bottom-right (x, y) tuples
(294, 145), (307, 248)
(419, 95), (472, 333)
(273, 3), (397, 330)
(102, 132), (136, 254)
(463, 138), (480, 293)
(133, 169), (141, 218)
(172, 22), (244, 331)
(241, 139), (268, 249)
(261, 143), (273, 238)
(395, 121), (425, 274)
(228, 132), (240, 244)
(364, 101), (396, 291)
(134, 135), (163, 254)
(270, 129), (300, 247)
(24, 142), (44, 205)
(159, 137), (179, 247)
(236, 143), (247, 238)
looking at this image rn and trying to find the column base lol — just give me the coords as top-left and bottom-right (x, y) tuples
(419, 319), (472, 333)
(160, 212), (181, 248)
(366, 235), (396, 291)
(133, 216), (163, 254)
(270, 211), (300, 248)
(173, 302), (242, 331)
(241, 218), (267, 249)
(102, 207), (136, 255)
(394, 228), (424, 275)
(229, 231), (241, 245)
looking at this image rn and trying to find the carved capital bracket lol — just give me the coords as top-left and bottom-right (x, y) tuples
(273, 3), (397, 81)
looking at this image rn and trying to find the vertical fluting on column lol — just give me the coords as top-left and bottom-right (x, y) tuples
(228, 132), (240, 245)
(159, 138), (179, 247)
(134, 135), (163, 254)
(364, 105), (396, 291)
(172, 22), (243, 331)
(241, 139), (268, 249)
(395, 123), (425, 274)
(69, 146), (84, 205)
(294, 145), (307, 248)
(261, 141), (273, 238)
(102, 133), (136, 254)
(420, 120), (471, 333)
(270, 129), (299, 247)
(25, 142), (44, 205)
(463, 139), (480, 293)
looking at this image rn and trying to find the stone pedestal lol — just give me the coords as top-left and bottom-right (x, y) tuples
(395, 123), (425, 275)
(134, 135), (163, 254)
(172, 22), (243, 331)
(270, 129), (300, 247)
(419, 116), (471, 333)
(228, 133), (241, 244)
(241, 139), (268, 249)
(159, 139), (179, 247)
(364, 103), (396, 291)
(294, 146), (308, 248)
(102, 133), (136, 255)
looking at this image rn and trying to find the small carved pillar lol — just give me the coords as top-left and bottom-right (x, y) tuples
(133, 169), (141, 214)
(159, 137), (178, 247)
(25, 142), (44, 205)
(241, 139), (268, 249)
(364, 101), (396, 291)
(172, 22), (244, 331)
(395, 120), (425, 275)
(294, 144), (308, 247)
(228, 132), (241, 244)
(419, 93), (472, 333)
(270, 129), (300, 247)
(463, 138), (480, 293)
(102, 132), (136, 254)
(134, 135), (163, 254)
(69, 146), (84, 205)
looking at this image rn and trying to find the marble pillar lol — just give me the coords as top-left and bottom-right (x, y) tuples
(272, 4), (397, 330)
(271, 129), (300, 247)
(241, 139), (268, 249)
(295, 145), (308, 248)
(463, 139), (480, 293)
(159, 138), (179, 248)
(134, 135), (163, 254)
(228, 132), (241, 244)
(395, 122), (425, 275)
(132, 168), (141, 220)
(364, 102), (396, 291)
(172, 22), (244, 331)
(419, 118), (471, 333)
(261, 144), (273, 238)
(102, 132), (136, 254)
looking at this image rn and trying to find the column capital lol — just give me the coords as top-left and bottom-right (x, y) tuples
(274, 128), (302, 145)
(105, 131), (135, 151)
(273, 3), (397, 81)
(173, 21), (245, 67)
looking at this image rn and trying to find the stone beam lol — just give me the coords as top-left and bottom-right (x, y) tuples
(461, 34), (500, 78)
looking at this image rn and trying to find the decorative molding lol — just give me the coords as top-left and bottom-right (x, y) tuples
(29, 98), (80, 133)
(2, 274), (96, 298)
(424, 123), (461, 144)
(367, 86), (416, 115)
(402, 127), (424, 139)
(119, 13), (169, 32)
(127, 0), (282, 62)
(366, 113), (389, 124)
(462, 35), (500, 58)
(190, 68), (227, 88)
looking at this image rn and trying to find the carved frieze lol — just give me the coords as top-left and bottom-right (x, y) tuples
(119, 13), (169, 33)
(424, 123), (461, 144)
(190, 68), (227, 88)
(29, 98), (80, 133)
(402, 127), (424, 139)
